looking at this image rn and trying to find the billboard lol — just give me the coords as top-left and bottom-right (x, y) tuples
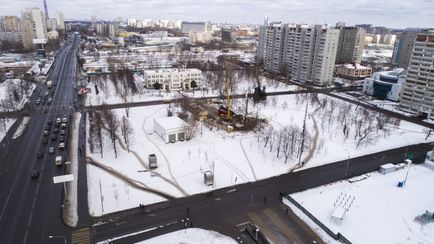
(33, 39), (47, 44)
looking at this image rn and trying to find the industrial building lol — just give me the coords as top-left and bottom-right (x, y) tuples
(154, 116), (189, 143)
(363, 68), (406, 101)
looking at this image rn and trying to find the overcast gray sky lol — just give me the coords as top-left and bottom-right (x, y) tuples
(1, 0), (433, 28)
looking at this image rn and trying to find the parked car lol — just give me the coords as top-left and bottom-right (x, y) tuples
(31, 170), (40, 179)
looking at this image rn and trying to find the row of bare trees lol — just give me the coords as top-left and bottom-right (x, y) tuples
(0, 79), (34, 112)
(260, 124), (311, 164)
(89, 109), (134, 159)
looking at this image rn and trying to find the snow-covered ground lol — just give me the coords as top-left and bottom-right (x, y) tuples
(138, 228), (236, 244)
(285, 160), (434, 244)
(84, 72), (298, 106)
(86, 93), (434, 215)
(0, 79), (36, 111)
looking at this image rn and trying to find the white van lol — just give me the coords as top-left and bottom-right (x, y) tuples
(55, 156), (63, 166)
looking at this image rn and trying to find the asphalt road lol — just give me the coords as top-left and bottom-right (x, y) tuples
(0, 35), (80, 244)
(91, 142), (433, 243)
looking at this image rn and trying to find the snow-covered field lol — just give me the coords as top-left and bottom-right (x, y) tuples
(86, 93), (434, 215)
(285, 160), (434, 244)
(138, 228), (236, 244)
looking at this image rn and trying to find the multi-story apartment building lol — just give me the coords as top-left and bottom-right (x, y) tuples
(263, 22), (286, 74)
(392, 28), (421, 68)
(144, 68), (203, 91)
(19, 20), (35, 49)
(399, 31), (434, 119)
(256, 17), (268, 63)
(31, 8), (47, 40)
(3, 16), (19, 32)
(335, 27), (366, 64)
(181, 22), (207, 34)
(54, 11), (65, 30)
(262, 22), (340, 85)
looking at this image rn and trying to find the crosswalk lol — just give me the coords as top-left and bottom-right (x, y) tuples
(71, 227), (91, 244)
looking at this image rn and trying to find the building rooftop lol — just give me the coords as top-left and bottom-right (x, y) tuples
(154, 116), (188, 130)
(144, 68), (202, 74)
(343, 63), (371, 70)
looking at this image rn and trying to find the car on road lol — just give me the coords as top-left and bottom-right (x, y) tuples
(47, 120), (53, 125)
(53, 127), (59, 134)
(59, 143), (65, 149)
(37, 152), (44, 159)
(62, 117), (68, 123)
(48, 146), (55, 154)
(51, 134), (57, 141)
(31, 170), (40, 179)
(61, 123), (67, 129)
(60, 130), (66, 135)
(47, 98), (52, 105)
(59, 136), (65, 142)
(43, 130), (49, 136)
(56, 118), (61, 124)
(35, 99), (41, 105)
(42, 137), (48, 144)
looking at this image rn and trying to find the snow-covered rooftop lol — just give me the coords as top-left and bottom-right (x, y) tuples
(144, 68), (202, 74)
(342, 63), (371, 70)
(154, 116), (188, 130)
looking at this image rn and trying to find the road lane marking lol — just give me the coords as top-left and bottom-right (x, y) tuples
(26, 212), (33, 227)
(22, 230), (29, 244)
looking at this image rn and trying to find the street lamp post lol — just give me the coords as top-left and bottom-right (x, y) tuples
(48, 235), (66, 244)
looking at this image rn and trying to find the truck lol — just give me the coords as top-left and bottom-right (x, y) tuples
(55, 156), (63, 166)
(47, 80), (53, 89)
(148, 154), (157, 169)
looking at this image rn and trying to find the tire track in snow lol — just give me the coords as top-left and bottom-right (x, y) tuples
(239, 138), (258, 181)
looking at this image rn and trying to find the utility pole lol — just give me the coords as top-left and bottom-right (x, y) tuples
(226, 77), (231, 120)
(99, 178), (104, 213)
(298, 103), (308, 166)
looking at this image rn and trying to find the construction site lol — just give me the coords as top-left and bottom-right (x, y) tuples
(178, 77), (267, 133)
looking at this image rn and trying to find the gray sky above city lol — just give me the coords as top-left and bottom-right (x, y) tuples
(1, 0), (433, 28)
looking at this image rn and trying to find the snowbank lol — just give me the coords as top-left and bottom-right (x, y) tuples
(12, 116), (30, 139)
(138, 228), (236, 244)
(0, 118), (16, 143)
(63, 112), (81, 227)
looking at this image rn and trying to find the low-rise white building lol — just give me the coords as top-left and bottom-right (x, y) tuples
(188, 32), (212, 44)
(154, 116), (189, 143)
(363, 68), (406, 101)
(335, 63), (372, 80)
(144, 68), (202, 90)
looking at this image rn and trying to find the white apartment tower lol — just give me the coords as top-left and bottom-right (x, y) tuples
(256, 16), (268, 63)
(399, 30), (434, 120)
(263, 22), (286, 74)
(262, 23), (340, 85)
(54, 11), (65, 30)
(31, 8), (47, 40)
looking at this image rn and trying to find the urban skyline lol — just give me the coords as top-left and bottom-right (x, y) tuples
(1, 0), (433, 28)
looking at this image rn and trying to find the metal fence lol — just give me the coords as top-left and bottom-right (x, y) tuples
(282, 193), (352, 244)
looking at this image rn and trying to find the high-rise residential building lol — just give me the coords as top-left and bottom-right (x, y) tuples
(256, 16), (268, 63)
(262, 22), (340, 85)
(3, 16), (20, 32)
(392, 28), (421, 68)
(127, 19), (137, 27)
(43, 0), (49, 19)
(19, 20), (35, 49)
(108, 23), (119, 37)
(54, 11), (65, 30)
(263, 22), (286, 74)
(47, 18), (58, 31)
(31, 8), (47, 40)
(21, 9), (32, 21)
(335, 27), (366, 64)
(284, 25), (340, 85)
(399, 30), (434, 120)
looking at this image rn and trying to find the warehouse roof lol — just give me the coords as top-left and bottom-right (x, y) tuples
(154, 116), (188, 130)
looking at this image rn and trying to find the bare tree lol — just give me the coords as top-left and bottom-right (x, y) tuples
(120, 115), (134, 151)
(101, 109), (120, 158)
